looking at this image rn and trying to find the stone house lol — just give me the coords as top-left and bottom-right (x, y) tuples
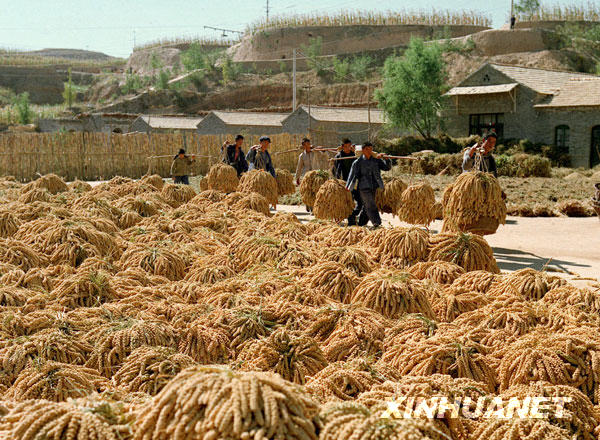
(195, 111), (287, 136)
(444, 63), (600, 168)
(38, 113), (137, 133)
(281, 105), (385, 146)
(129, 115), (204, 133)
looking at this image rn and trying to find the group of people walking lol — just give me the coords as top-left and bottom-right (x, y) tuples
(171, 131), (505, 228)
(170, 135), (392, 228)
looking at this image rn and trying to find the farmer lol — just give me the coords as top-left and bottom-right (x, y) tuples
(462, 132), (498, 177)
(333, 139), (362, 226)
(170, 148), (195, 185)
(246, 136), (276, 178)
(346, 142), (391, 228)
(223, 134), (249, 177)
(333, 138), (355, 181)
(295, 138), (319, 185)
(295, 137), (320, 213)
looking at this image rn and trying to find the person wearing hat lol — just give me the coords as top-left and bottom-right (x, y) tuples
(462, 132), (498, 177)
(345, 142), (391, 228)
(333, 138), (362, 225)
(170, 148), (195, 185)
(246, 136), (276, 178)
(223, 134), (249, 177)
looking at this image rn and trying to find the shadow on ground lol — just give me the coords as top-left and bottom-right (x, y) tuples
(493, 246), (591, 274)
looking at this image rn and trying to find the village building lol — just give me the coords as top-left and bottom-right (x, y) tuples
(129, 115), (204, 133)
(195, 111), (287, 136)
(38, 113), (137, 133)
(444, 63), (600, 168)
(282, 105), (385, 146)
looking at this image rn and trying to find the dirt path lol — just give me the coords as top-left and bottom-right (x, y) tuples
(277, 204), (600, 284)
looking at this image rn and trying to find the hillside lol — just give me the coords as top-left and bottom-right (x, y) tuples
(26, 48), (117, 61)
(86, 22), (599, 115)
(11, 18), (593, 116)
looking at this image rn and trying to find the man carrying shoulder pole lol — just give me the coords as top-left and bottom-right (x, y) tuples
(295, 137), (317, 186)
(223, 134), (249, 177)
(345, 142), (391, 228)
(246, 136), (276, 178)
(462, 132), (498, 177)
(333, 138), (362, 226)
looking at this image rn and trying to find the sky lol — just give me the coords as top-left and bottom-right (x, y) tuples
(0, 0), (576, 58)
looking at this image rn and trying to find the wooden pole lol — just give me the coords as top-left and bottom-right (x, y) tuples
(329, 155), (421, 161)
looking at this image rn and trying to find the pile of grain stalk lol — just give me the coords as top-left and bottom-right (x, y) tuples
(442, 171), (507, 235)
(275, 168), (296, 196)
(375, 177), (407, 214)
(313, 179), (354, 222)
(299, 169), (329, 208)
(206, 163), (239, 193)
(0, 173), (598, 439)
(396, 182), (437, 225)
(237, 169), (278, 206)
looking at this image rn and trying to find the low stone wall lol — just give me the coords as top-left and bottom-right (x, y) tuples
(230, 24), (489, 61)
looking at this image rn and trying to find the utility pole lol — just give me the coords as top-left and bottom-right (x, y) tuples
(266, 0), (270, 23)
(292, 49), (297, 111)
(304, 84), (312, 138)
(66, 67), (73, 109)
(510, 0), (516, 29)
(133, 29), (136, 48)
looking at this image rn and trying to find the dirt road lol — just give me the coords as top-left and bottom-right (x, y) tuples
(277, 205), (600, 283)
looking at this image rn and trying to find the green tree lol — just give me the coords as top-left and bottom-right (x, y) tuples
(121, 74), (143, 94)
(155, 69), (171, 90)
(514, 0), (541, 18)
(375, 38), (448, 139)
(150, 52), (163, 70)
(332, 57), (350, 82)
(301, 36), (330, 76)
(63, 67), (75, 107)
(181, 43), (207, 71)
(221, 56), (242, 84)
(12, 92), (32, 125)
(349, 55), (372, 81)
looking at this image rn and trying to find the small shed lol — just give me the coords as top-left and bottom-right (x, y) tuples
(130, 115), (204, 133)
(282, 105), (385, 146)
(196, 111), (287, 136)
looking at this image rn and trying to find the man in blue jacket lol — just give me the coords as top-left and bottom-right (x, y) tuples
(346, 142), (391, 228)
(246, 136), (276, 178)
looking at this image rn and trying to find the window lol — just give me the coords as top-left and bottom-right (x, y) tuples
(555, 125), (570, 149)
(469, 114), (504, 138)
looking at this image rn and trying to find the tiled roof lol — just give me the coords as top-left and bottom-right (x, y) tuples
(139, 115), (203, 129)
(446, 83), (518, 96)
(211, 111), (288, 126)
(490, 63), (595, 95)
(534, 78), (600, 108)
(299, 105), (385, 124)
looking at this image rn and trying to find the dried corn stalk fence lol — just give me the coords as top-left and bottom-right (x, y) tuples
(0, 132), (307, 182)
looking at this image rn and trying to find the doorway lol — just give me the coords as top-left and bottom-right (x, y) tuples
(592, 126), (600, 168)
